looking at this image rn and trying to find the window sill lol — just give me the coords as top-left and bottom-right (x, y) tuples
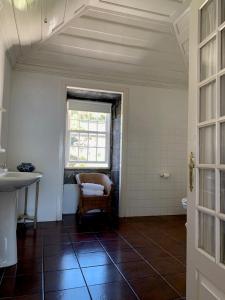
(64, 167), (111, 171)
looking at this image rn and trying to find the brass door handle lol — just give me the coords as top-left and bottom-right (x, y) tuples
(189, 152), (195, 192)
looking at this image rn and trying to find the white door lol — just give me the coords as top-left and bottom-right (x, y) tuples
(187, 0), (225, 299)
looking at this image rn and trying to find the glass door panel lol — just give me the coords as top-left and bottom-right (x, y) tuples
(222, 0), (225, 24)
(220, 122), (225, 164)
(199, 169), (215, 209)
(200, 0), (216, 41)
(220, 75), (225, 116)
(221, 29), (225, 70)
(199, 212), (215, 257)
(199, 125), (216, 164)
(200, 81), (216, 122)
(221, 220), (225, 264)
(200, 38), (217, 81)
(220, 171), (225, 213)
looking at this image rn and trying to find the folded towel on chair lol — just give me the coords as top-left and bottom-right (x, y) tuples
(82, 188), (104, 196)
(81, 183), (104, 191)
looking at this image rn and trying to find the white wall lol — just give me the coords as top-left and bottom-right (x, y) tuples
(126, 86), (187, 216)
(7, 72), (64, 221)
(0, 38), (12, 164)
(7, 70), (187, 221)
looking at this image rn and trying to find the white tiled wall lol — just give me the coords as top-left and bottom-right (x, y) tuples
(0, 39), (11, 165)
(7, 71), (188, 221)
(125, 86), (188, 216)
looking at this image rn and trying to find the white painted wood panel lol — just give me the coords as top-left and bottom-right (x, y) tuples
(61, 26), (177, 53)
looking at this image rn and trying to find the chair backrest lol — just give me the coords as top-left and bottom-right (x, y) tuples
(76, 173), (113, 195)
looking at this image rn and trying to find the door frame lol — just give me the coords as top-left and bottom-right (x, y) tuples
(56, 78), (129, 220)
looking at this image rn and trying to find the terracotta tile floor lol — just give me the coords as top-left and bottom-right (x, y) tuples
(0, 214), (186, 300)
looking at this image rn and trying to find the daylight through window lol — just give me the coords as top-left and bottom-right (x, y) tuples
(65, 100), (111, 168)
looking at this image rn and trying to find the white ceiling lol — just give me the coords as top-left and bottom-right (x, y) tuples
(0, 0), (190, 88)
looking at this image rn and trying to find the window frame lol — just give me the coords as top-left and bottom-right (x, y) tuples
(65, 102), (111, 169)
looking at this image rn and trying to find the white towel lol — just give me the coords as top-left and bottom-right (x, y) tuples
(82, 189), (104, 196)
(81, 183), (104, 191)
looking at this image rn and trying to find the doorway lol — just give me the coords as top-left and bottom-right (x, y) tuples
(62, 86), (124, 222)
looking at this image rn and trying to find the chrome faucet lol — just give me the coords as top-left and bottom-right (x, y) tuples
(0, 163), (8, 175)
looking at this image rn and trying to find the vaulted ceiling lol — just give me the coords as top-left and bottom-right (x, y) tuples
(0, 0), (190, 88)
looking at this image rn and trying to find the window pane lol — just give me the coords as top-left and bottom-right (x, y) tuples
(89, 121), (98, 131)
(69, 119), (79, 130)
(199, 125), (216, 164)
(69, 110), (79, 120)
(97, 148), (105, 162)
(80, 133), (88, 147)
(69, 147), (78, 161)
(199, 81), (216, 122)
(221, 29), (225, 70)
(221, 220), (225, 264)
(221, 75), (225, 116)
(90, 112), (98, 120)
(221, 123), (225, 164)
(89, 134), (97, 147)
(70, 133), (79, 146)
(200, 0), (216, 42)
(98, 122), (106, 132)
(88, 148), (97, 161)
(98, 134), (106, 147)
(222, 0), (225, 24)
(79, 111), (89, 121)
(98, 113), (106, 122)
(79, 121), (88, 131)
(200, 38), (216, 81)
(79, 148), (88, 161)
(220, 171), (225, 213)
(199, 212), (215, 257)
(199, 169), (215, 210)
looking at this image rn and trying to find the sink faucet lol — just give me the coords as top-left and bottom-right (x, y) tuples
(0, 163), (8, 175)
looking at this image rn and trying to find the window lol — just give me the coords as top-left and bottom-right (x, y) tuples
(65, 100), (111, 169)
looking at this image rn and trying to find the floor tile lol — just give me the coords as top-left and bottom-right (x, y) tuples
(69, 233), (97, 242)
(45, 287), (91, 300)
(10, 294), (42, 300)
(130, 276), (179, 300)
(82, 264), (123, 286)
(44, 269), (85, 292)
(101, 239), (131, 251)
(164, 272), (186, 297)
(77, 251), (111, 267)
(17, 246), (43, 260)
(4, 259), (42, 277)
(0, 215), (186, 300)
(44, 253), (79, 271)
(89, 281), (137, 300)
(149, 257), (186, 276)
(0, 274), (42, 298)
(116, 261), (157, 281)
(136, 245), (170, 260)
(97, 231), (120, 241)
(72, 241), (104, 254)
(44, 244), (74, 257)
(43, 234), (70, 246)
(17, 236), (43, 248)
(108, 249), (141, 263)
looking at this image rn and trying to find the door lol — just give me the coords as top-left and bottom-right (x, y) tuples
(187, 0), (225, 299)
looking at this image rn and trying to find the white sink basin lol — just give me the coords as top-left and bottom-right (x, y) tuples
(0, 171), (42, 267)
(0, 172), (42, 192)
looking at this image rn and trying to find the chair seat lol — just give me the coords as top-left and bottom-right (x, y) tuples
(76, 173), (113, 221)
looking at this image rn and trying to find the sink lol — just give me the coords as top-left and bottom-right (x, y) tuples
(0, 172), (42, 192)
(0, 172), (42, 267)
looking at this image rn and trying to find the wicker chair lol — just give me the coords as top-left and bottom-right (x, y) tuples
(76, 173), (113, 222)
